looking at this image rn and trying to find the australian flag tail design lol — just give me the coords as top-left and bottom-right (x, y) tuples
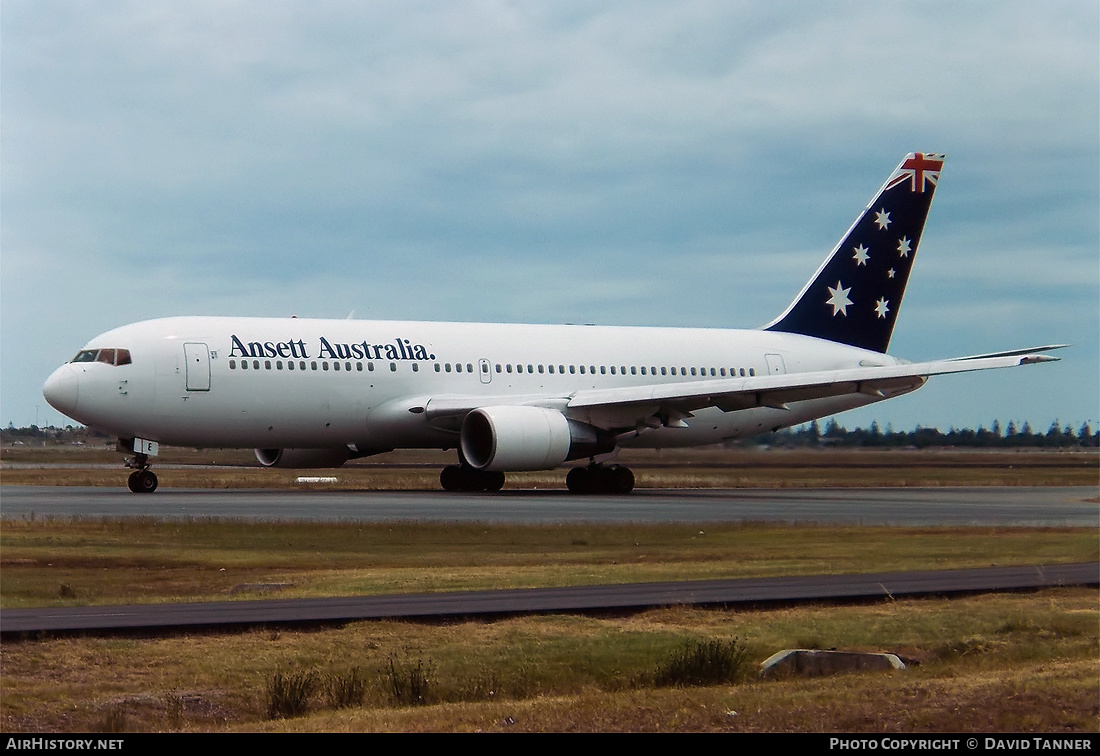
(764, 152), (945, 353)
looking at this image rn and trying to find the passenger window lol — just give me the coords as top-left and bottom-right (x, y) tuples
(230, 360), (237, 369)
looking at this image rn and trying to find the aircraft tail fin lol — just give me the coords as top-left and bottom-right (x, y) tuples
(764, 152), (945, 353)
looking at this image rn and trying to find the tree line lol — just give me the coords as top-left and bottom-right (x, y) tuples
(4, 420), (1098, 450)
(758, 419), (1099, 449)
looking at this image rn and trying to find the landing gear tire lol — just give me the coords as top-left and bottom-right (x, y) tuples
(566, 463), (634, 494)
(439, 465), (505, 492)
(127, 469), (158, 493)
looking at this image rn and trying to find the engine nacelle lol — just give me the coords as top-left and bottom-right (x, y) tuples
(460, 406), (612, 471)
(254, 447), (351, 469)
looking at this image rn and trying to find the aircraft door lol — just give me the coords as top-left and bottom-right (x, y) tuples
(184, 343), (211, 391)
(478, 358), (492, 385)
(765, 353), (786, 376)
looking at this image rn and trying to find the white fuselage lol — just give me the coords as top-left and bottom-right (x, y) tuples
(43, 315), (911, 454)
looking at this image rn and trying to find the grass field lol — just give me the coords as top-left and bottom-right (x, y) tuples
(1, 446), (1096, 733)
(2, 590), (1096, 732)
(1, 519), (1096, 608)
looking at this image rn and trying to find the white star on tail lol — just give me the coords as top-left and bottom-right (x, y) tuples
(826, 281), (853, 316)
(897, 236), (912, 257)
(874, 209), (891, 229)
(852, 244), (870, 266)
(874, 297), (890, 319)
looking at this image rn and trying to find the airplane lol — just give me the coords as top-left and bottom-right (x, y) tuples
(42, 153), (1064, 494)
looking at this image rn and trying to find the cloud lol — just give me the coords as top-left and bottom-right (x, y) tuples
(3, 1), (1097, 431)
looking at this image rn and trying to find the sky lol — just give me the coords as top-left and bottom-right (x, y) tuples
(3, 1), (1098, 435)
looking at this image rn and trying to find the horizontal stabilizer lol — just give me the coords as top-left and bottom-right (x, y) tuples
(945, 344), (1069, 362)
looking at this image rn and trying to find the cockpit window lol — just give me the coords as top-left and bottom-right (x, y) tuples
(70, 348), (132, 366)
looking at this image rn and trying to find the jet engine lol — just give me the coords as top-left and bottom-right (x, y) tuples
(460, 406), (612, 471)
(254, 447), (352, 469)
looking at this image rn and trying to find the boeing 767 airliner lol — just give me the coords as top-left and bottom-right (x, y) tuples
(42, 153), (1064, 493)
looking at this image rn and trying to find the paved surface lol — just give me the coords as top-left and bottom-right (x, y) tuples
(2, 485), (1096, 526)
(3, 563), (1096, 636)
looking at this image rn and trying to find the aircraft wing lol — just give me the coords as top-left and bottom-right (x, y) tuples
(564, 345), (1066, 426)
(422, 345), (1064, 432)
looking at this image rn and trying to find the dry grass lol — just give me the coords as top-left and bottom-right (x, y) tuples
(2, 519), (1095, 607)
(2, 591), (1096, 732)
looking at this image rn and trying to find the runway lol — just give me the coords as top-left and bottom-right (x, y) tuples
(1, 485), (1096, 526)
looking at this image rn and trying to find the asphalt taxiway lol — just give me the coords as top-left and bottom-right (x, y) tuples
(3, 563), (1096, 636)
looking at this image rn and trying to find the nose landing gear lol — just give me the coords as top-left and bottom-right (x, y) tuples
(127, 466), (158, 493)
(121, 440), (159, 493)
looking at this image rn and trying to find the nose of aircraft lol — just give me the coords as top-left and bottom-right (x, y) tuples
(43, 365), (79, 417)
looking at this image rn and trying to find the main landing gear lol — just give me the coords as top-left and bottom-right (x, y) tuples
(437, 461), (636, 494)
(125, 453), (158, 493)
(566, 463), (635, 495)
(439, 464), (506, 492)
